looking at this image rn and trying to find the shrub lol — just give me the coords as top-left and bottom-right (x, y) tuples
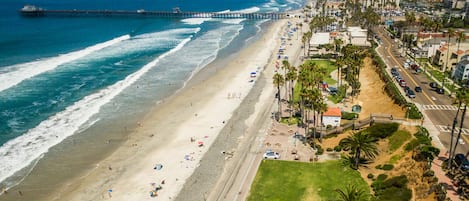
(368, 173), (374, 179)
(326, 148), (333, 152)
(334, 145), (342, 152)
(423, 170), (435, 177)
(341, 111), (359, 120)
(315, 145), (324, 155)
(376, 174), (388, 181)
(373, 175), (412, 201)
(366, 123), (399, 139)
(375, 164), (383, 169)
(382, 164), (394, 171)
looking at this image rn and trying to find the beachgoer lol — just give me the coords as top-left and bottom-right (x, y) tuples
(18, 191), (22, 196)
(161, 180), (165, 185)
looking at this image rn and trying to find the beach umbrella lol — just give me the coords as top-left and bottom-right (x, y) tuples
(150, 190), (158, 197)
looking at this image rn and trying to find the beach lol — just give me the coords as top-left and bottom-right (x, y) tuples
(12, 17), (303, 201)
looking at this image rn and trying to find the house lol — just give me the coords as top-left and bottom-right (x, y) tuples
(432, 43), (469, 71)
(322, 107), (342, 127)
(452, 54), (469, 82)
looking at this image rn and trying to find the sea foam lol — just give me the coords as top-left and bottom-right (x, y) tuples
(0, 34), (193, 186)
(0, 35), (130, 93)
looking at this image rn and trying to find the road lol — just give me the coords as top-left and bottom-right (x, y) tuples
(374, 26), (469, 155)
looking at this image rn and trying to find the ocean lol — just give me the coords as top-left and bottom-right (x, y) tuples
(0, 0), (305, 193)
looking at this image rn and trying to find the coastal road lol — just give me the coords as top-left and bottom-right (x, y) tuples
(375, 26), (469, 155)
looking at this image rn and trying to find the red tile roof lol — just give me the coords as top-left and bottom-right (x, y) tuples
(456, 49), (465, 55)
(323, 107), (342, 117)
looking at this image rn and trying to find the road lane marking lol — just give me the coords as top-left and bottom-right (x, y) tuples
(436, 125), (469, 135)
(421, 105), (459, 111)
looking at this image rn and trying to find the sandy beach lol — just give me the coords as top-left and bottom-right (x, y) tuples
(12, 17), (306, 201)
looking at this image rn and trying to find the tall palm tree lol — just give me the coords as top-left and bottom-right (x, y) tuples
(335, 184), (370, 201)
(341, 132), (378, 169)
(449, 89), (469, 169)
(273, 73), (285, 121)
(286, 66), (298, 117)
(442, 28), (455, 90)
(456, 31), (466, 55)
(281, 60), (291, 99)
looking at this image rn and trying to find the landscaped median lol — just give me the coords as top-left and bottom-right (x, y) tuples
(247, 160), (370, 201)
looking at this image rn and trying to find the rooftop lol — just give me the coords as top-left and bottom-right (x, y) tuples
(323, 107), (342, 117)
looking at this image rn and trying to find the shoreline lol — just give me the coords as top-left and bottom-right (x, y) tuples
(38, 19), (289, 201)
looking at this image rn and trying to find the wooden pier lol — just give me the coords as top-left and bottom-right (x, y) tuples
(19, 5), (288, 20)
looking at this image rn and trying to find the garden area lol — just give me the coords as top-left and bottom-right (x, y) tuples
(247, 160), (370, 201)
(249, 122), (446, 201)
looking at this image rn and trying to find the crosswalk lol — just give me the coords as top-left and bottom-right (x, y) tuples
(421, 105), (459, 111)
(436, 125), (469, 135)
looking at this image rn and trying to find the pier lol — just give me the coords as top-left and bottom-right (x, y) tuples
(19, 5), (288, 20)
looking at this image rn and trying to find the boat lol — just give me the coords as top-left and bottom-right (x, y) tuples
(19, 5), (45, 16)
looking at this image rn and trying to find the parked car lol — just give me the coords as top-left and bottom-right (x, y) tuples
(455, 154), (469, 171)
(429, 82), (438, 88)
(263, 150), (280, 159)
(404, 86), (410, 92)
(399, 80), (406, 87)
(415, 86), (422, 92)
(406, 89), (416, 98)
(436, 88), (444, 94)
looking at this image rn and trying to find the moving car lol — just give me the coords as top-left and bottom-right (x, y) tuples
(415, 86), (422, 92)
(263, 150), (280, 159)
(429, 82), (438, 88)
(436, 88), (444, 94)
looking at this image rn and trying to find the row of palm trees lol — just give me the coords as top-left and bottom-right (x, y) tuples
(447, 89), (469, 170)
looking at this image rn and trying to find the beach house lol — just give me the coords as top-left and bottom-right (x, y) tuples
(322, 107), (342, 127)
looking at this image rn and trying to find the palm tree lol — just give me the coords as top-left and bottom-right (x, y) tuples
(335, 184), (370, 201)
(340, 132), (378, 169)
(442, 28), (455, 90)
(449, 89), (469, 169)
(286, 66), (298, 117)
(456, 31), (466, 55)
(273, 73), (285, 121)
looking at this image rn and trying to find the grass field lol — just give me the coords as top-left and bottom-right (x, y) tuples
(247, 160), (370, 201)
(309, 59), (338, 86)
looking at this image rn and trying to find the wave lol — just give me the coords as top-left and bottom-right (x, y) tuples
(0, 35), (193, 185)
(0, 35), (130, 93)
(181, 18), (211, 25)
(233, 6), (260, 13)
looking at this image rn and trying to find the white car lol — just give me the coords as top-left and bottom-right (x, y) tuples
(263, 150), (280, 159)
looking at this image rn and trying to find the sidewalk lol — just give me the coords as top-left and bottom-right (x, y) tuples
(419, 84), (460, 201)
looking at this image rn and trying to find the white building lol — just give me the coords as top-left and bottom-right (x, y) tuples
(452, 54), (469, 82)
(322, 107), (342, 127)
(309, 32), (331, 54)
(347, 26), (369, 46)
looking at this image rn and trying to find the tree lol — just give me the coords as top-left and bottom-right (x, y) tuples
(341, 132), (378, 169)
(273, 73), (284, 121)
(335, 184), (370, 201)
(442, 28), (455, 90)
(285, 66), (298, 117)
(449, 89), (469, 169)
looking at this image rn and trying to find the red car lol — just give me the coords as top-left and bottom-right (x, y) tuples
(399, 79), (406, 87)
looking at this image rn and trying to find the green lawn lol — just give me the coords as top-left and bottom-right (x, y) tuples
(247, 160), (370, 201)
(388, 130), (411, 152)
(308, 59), (338, 85)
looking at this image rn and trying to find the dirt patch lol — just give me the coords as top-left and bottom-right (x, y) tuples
(351, 57), (406, 119)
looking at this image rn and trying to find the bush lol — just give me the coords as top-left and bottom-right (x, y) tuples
(366, 123), (399, 139)
(334, 145), (342, 152)
(375, 164), (383, 170)
(373, 175), (412, 201)
(326, 148), (333, 152)
(368, 173), (374, 179)
(406, 103), (423, 119)
(341, 111), (359, 120)
(423, 170), (435, 177)
(315, 145), (324, 155)
(376, 174), (388, 181)
(382, 164), (394, 171)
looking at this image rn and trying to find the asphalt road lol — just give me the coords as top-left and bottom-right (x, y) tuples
(374, 26), (469, 155)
